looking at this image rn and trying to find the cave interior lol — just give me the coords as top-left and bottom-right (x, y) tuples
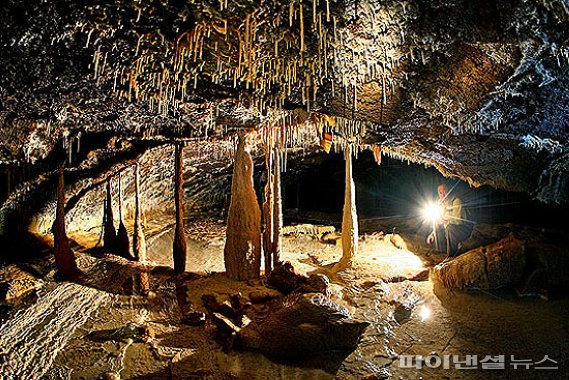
(0, 0), (569, 379)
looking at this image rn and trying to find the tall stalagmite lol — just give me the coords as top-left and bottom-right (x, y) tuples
(103, 179), (116, 253)
(115, 173), (132, 259)
(262, 133), (284, 275)
(262, 148), (274, 274)
(225, 133), (262, 280)
(132, 162), (149, 293)
(336, 144), (358, 271)
(53, 165), (81, 281)
(172, 144), (187, 275)
(272, 146), (283, 268)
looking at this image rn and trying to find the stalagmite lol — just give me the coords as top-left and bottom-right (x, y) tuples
(115, 173), (132, 260)
(224, 133), (261, 281)
(173, 143), (187, 275)
(53, 165), (81, 281)
(132, 162), (149, 294)
(262, 148), (274, 275)
(335, 144), (358, 271)
(272, 145), (283, 268)
(103, 178), (116, 253)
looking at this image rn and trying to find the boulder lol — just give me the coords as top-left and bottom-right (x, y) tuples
(230, 292), (251, 312)
(266, 261), (308, 293)
(237, 293), (369, 358)
(181, 311), (206, 326)
(249, 290), (280, 304)
(299, 273), (331, 296)
(431, 234), (526, 290)
(386, 233), (407, 250)
(201, 294), (239, 319)
(321, 231), (342, 245)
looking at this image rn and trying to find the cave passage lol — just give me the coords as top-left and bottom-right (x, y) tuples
(284, 151), (569, 230)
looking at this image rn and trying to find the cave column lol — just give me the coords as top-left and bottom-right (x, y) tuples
(224, 133), (262, 281)
(132, 162), (149, 293)
(336, 143), (358, 271)
(262, 130), (284, 275)
(116, 172), (131, 259)
(54, 165), (81, 281)
(103, 178), (116, 253)
(173, 143), (187, 275)
(271, 145), (282, 268)
(262, 147), (274, 274)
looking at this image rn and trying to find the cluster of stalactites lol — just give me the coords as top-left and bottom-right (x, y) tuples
(84, 0), (412, 133)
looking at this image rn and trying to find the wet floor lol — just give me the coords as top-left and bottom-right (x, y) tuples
(1, 221), (568, 379)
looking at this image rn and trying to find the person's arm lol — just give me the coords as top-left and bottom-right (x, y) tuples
(448, 198), (463, 224)
(427, 230), (435, 244)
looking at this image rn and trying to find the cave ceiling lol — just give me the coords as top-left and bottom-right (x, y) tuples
(0, 0), (568, 204)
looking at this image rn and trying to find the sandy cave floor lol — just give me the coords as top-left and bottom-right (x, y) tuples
(1, 215), (568, 379)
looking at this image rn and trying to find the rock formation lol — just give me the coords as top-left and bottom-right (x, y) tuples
(335, 144), (358, 271)
(224, 134), (262, 281)
(1, 0), (568, 248)
(172, 144), (187, 275)
(115, 173), (132, 260)
(53, 166), (81, 281)
(238, 293), (369, 358)
(431, 234), (526, 290)
(262, 135), (283, 275)
(103, 179), (116, 254)
(132, 162), (149, 293)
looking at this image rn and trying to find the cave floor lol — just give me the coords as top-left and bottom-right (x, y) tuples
(1, 215), (568, 379)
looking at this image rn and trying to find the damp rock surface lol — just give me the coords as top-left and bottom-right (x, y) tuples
(431, 234), (527, 290)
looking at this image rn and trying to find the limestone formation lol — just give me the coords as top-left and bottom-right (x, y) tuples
(103, 179), (116, 254)
(431, 234), (526, 290)
(172, 144), (187, 275)
(335, 144), (358, 271)
(224, 134), (262, 281)
(272, 147), (283, 269)
(262, 147), (274, 275)
(238, 293), (369, 358)
(53, 166), (81, 281)
(115, 173), (132, 260)
(132, 163), (149, 293)
(262, 142), (283, 275)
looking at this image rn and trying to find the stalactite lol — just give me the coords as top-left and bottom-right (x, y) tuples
(372, 145), (382, 165)
(132, 163), (150, 294)
(224, 133), (261, 281)
(335, 144), (358, 271)
(173, 143), (187, 275)
(53, 165), (81, 281)
(103, 178), (116, 253)
(116, 172), (132, 260)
